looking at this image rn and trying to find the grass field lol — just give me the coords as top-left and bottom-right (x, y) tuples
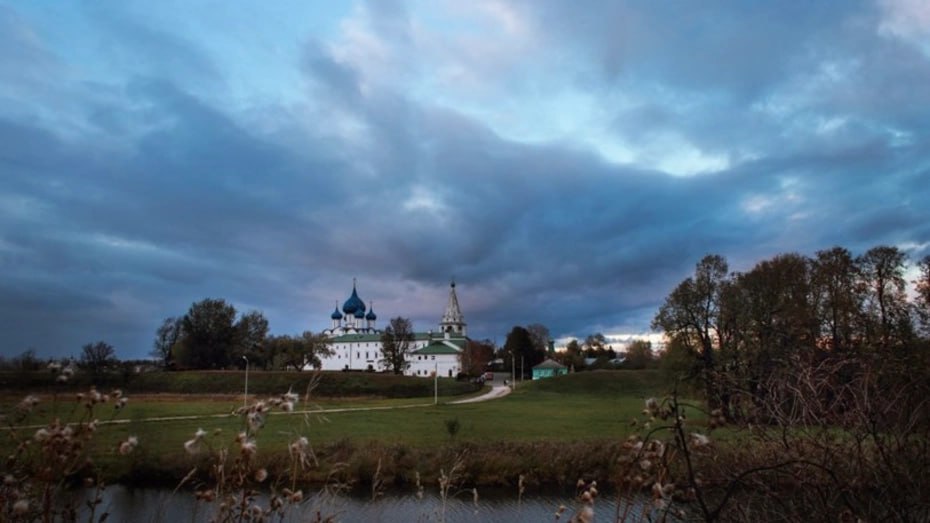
(4, 370), (688, 487)
(0, 369), (480, 397)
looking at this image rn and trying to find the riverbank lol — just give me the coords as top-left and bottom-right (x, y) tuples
(7, 369), (924, 521)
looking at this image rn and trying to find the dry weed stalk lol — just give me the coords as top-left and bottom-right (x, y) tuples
(181, 374), (342, 523)
(1, 363), (134, 522)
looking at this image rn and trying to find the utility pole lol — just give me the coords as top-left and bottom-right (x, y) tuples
(434, 363), (438, 405)
(511, 353), (516, 390)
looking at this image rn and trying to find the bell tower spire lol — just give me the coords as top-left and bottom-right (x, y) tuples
(440, 280), (466, 336)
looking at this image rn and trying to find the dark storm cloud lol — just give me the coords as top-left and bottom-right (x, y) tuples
(1, 1), (929, 358)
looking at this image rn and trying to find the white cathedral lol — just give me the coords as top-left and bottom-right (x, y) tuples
(307, 280), (469, 377)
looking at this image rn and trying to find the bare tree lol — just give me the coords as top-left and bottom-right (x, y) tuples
(152, 316), (182, 367)
(913, 254), (930, 335)
(80, 341), (117, 373)
(857, 245), (912, 348)
(525, 323), (551, 355)
(380, 317), (414, 374)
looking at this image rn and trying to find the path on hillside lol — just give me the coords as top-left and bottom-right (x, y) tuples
(449, 384), (512, 404)
(12, 387), (512, 430)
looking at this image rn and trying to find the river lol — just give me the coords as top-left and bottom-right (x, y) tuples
(68, 485), (650, 522)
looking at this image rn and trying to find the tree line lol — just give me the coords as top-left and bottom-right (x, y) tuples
(652, 245), (930, 420)
(490, 324), (658, 377)
(152, 298), (332, 370)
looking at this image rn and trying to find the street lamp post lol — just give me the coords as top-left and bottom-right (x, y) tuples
(511, 353), (516, 390)
(242, 355), (249, 408)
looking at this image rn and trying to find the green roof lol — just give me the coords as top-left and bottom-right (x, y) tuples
(330, 333), (382, 343)
(413, 339), (464, 355)
(331, 332), (468, 344)
(533, 359), (567, 370)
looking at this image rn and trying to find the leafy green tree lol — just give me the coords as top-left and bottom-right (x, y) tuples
(267, 331), (332, 370)
(503, 326), (545, 377)
(297, 331), (333, 370)
(169, 299), (271, 370)
(658, 336), (698, 381)
(80, 341), (117, 374)
(266, 335), (298, 370)
(622, 340), (655, 369)
(174, 298), (239, 369)
(380, 317), (414, 374)
(235, 310), (269, 367)
(526, 323), (552, 355)
(582, 333), (608, 357)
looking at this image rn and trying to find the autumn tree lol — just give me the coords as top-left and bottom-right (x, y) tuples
(380, 317), (414, 374)
(727, 253), (819, 409)
(916, 255), (930, 334)
(652, 254), (730, 406)
(582, 332), (610, 357)
(622, 340), (655, 369)
(152, 316), (182, 367)
(654, 246), (930, 421)
(811, 247), (861, 352)
(460, 339), (495, 377)
(857, 246), (913, 348)
(557, 339), (586, 370)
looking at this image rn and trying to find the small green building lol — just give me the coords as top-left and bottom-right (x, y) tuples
(532, 358), (568, 380)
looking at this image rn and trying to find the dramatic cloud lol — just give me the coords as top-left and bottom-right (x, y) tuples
(1, 1), (928, 358)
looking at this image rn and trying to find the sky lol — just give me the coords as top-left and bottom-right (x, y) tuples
(2, 0), (930, 359)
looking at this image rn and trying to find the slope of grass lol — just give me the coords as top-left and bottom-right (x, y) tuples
(4, 370), (690, 487)
(520, 369), (668, 396)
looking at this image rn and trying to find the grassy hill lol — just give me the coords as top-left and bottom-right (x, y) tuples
(0, 369), (480, 398)
(520, 369), (669, 397)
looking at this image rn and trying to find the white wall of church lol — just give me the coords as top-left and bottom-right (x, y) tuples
(310, 339), (432, 372)
(309, 282), (467, 377)
(408, 354), (460, 378)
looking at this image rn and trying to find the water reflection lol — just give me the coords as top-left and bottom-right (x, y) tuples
(82, 485), (648, 522)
